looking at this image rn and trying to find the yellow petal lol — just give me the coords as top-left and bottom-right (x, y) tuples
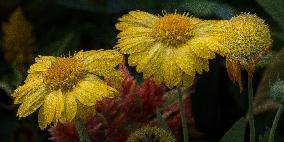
(116, 10), (158, 30)
(226, 59), (243, 92)
(176, 47), (196, 76)
(128, 51), (148, 66)
(54, 93), (64, 124)
(136, 43), (164, 79)
(76, 50), (122, 66)
(60, 94), (77, 123)
(38, 106), (47, 130)
(178, 73), (195, 88)
(12, 74), (43, 101)
(175, 44), (210, 75)
(188, 37), (217, 59)
(117, 27), (152, 39)
(28, 56), (56, 73)
(42, 90), (63, 126)
(78, 50), (123, 88)
(77, 75), (118, 101)
(72, 78), (101, 106)
(16, 88), (45, 117)
(12, 82), (35, 102)
(161, 48), (183, 88)
(116, 36), (155, 54)
(195, 57), (210, 74)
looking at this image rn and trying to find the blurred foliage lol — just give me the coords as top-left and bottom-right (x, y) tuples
(0, 0), (283, 141)
(220, 118), (245, 142)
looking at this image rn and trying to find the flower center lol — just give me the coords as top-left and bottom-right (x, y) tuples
(43, 57), (82, 90)
(152, 13), (193, 46)
(223, 14), (271, 63)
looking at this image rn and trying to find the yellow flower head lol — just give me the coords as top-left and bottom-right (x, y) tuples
(127, 126), (176, 142)
(12, 50), (123, 129)
(2, 7), (36, 71)
(221, 14), (272, 91)
(115, 11), (223, 88)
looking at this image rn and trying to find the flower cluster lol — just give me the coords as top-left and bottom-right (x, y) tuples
(115, 11), (272, 91)
(11, 8), (272, 142)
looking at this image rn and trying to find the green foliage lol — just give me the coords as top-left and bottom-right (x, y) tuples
(181, 0), (236, 19)
(75, 117), (91, 142)
(220, 118), (245, 142)
(38, 30), (79, 56)
(256, 0), (284, 30)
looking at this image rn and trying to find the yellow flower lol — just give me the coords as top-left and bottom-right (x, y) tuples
(127, 126), (176, 142)
(115, 11), (223, 88)
(12, 50), (123, 129)
(1, 7), (35, 71)
(220, 14), (272, 91)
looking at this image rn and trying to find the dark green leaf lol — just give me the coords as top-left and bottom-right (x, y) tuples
(256, 0), (284, 30)
(181, 0), (236, 19)
(220, 117), (245, 142)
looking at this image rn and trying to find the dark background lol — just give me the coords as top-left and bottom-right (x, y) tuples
(0, 0), (283, 141)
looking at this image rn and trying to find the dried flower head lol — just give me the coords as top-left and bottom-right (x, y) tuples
(221, 14), (272, 91)
(127, 126), (176, 142)
(12, 50), (122, 129)
(270, 80), (284, 105)
(1, 7), (36, 71)
(115, 10), (223, 89)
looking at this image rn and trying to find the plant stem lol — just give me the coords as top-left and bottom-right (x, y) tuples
(248, 74), (255, 142)
(75, 117), (91, 142)
(268, 105), (284, 142)
(178, 88), (189, 142)
(156, 108), (171, 131)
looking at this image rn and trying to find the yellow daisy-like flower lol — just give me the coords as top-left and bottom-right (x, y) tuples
(115, 10), (223, 88)
(220, 14), (272, 91)
(12, 50), (123, 129)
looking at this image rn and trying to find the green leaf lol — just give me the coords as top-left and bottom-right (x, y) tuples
(256, 0), (284, 30)
(75, 117), (91, 142)
(181, 0), (236, 19)
(220, 117), (245, 142)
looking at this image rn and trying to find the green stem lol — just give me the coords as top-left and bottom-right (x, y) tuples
(156, 108), (171, 131)
(248, 75), (255, 142)
(268, 105), (284, 142)
(178, 89), (189, 142)
(75, 117), (91, 142)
